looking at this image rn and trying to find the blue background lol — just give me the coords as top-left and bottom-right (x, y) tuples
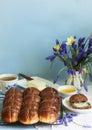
(0, 0), (92, 82)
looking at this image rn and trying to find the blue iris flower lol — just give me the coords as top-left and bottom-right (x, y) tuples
(71, 113), (78, 117)
(58, 113), (78, 126)
(64, 61), (68, 66)
(68, 68), (76, 75)
(53, 75), (59, 84)
(87, 48), (92, 55)
(74, 55), (80, 61)
(62, 43), (67, 54)
(59, 49), (65, 55)
(81, 51), (87, 58)
(81, 44), (85, 49)
(78, 69), (82, 74)
(83, 125), (91, 128)
(88, 38), (92, 48)
(59, 43), (67, 55)
(79, 47), (83, 52)
(56, 39), (59, 44)
(84, 85), (88, 92)
(78, 37), (85, 47)
(72, 43), (77, 48)
(63, 116), (68, 126)
(79, 47), (87, 58)
(46, 55), (56, 61)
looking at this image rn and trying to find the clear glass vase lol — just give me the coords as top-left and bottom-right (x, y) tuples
(65, 71), (84, 90)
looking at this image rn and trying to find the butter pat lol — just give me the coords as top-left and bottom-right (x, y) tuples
(27, 79), (46, 90)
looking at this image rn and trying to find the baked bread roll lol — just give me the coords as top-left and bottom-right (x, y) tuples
(1, 88), (23, 123)
(19, 108), (39, 124)
(69, 94), (91, 109)
(39, 87), (61, 124)
(40, 87), (58, 96)
(19, 87), (40, 124)
(39, 109), (58, 124)
(23, 87), (40, 95)
(39, 100), (60, 112)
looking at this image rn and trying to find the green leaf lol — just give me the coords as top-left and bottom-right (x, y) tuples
(57, 67), (67, 76)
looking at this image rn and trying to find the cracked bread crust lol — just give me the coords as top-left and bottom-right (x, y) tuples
(69, 94), (88, 103)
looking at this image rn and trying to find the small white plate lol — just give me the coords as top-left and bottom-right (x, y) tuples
(62, 96), (92, 114)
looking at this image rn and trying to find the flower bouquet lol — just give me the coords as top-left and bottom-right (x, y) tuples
(46, 34), (92, 90)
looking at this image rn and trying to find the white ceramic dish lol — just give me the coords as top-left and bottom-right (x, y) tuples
(57, 85), (77, 98)
(62, 96), (92, 114)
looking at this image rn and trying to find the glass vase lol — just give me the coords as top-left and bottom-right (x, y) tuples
(65, 71), (84, 90)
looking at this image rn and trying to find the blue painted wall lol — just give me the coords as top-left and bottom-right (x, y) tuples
(0, 0), (92, 81)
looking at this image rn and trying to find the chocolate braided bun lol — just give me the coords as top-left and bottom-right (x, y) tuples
(19, 87), (40, 124)
(39, 87), (61, 124)
(1, 88), (23, 123)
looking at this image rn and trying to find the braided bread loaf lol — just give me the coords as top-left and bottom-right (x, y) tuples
(1, 88), (23, 123)
(39, 87), (60, 124)
(19, 87), (41, 124)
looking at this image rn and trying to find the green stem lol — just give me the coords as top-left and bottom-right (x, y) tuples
(72, 121), (83, 127)
(84, 34), (92, 50)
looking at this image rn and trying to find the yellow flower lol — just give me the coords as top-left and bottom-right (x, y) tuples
(82, 68), (88, 73)
(66, 36), (76, 45)
(53, 44), (61, 51)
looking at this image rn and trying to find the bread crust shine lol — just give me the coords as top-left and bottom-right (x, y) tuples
(19, 87), (40, 124)
(70, 94), (88, 103)
(1, 88), (23, 123)
(39, 87), (60, 124)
